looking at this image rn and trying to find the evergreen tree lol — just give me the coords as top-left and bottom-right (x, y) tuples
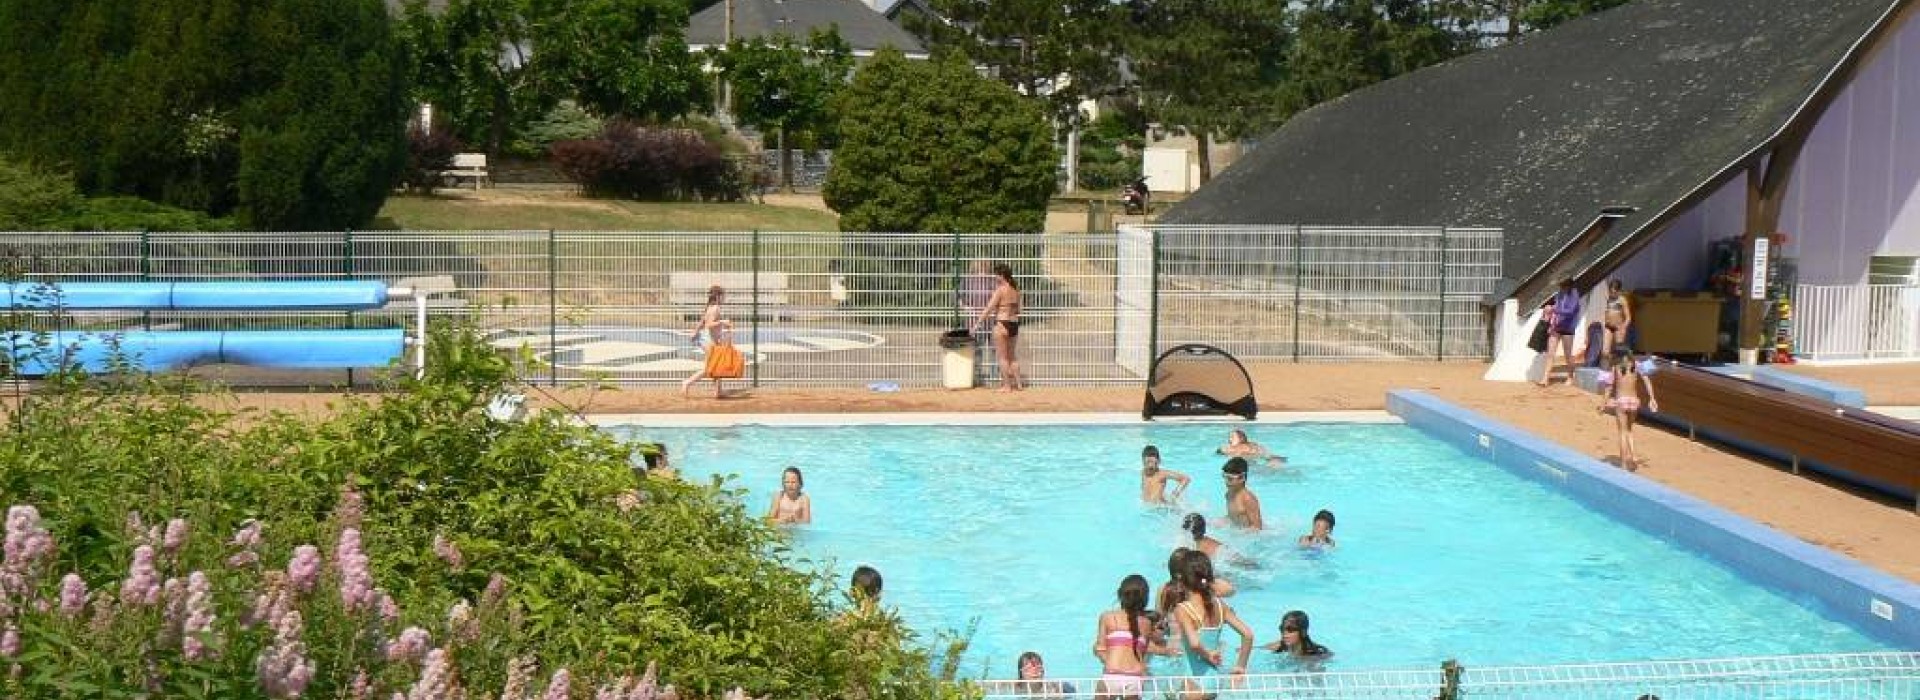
(1276, 0), (1469, 117)
(920, 0), (1122, 126)
(1125, 0), (1289, 184)
(0, 0), (410, 230)
(824, 50), (1056, 233)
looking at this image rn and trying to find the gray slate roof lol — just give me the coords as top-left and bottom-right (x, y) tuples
(1160, 0), (1907, 288)
(687, 0), (926, 54)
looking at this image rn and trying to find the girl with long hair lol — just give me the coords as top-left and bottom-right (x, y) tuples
(1093, 574), (1167, 699)
(1172, 553), (1254, 700)
(682, 285), (744, 397)
(973, 262), (1025, 391)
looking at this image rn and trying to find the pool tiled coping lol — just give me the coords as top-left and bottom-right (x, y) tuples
(1387, 389), (1920, 649)
(589, 410), (1398, 427)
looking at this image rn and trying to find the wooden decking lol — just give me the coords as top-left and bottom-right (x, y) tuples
(1645, 360), (1920, 511)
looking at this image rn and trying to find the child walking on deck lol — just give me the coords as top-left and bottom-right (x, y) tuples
(1604, 355), (1659, 471)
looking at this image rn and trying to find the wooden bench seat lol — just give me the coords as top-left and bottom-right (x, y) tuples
(1646, 360), (1920, 510)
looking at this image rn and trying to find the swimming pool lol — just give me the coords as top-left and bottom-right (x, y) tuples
(617, 422), (1894, 679)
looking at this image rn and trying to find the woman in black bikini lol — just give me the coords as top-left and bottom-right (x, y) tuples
(974, 262), (1025, 391)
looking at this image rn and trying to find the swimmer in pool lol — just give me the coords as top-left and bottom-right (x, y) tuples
(1141, 445), (1191, 505)
(1217, 430), (1285, 468)
(1297, 509), (1336, 549)
(766, 466), (812, 525)
(1184, 513), (1258, 569)
(1222, 458), (1264, 531)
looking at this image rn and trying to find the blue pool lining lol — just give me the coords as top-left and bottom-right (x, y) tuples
(1386, 390), (1920, 649)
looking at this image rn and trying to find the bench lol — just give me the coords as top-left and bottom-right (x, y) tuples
(441, 153), (490, 190)
(668, 271), (791, 319)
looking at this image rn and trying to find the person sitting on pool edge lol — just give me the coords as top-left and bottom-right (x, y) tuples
(1141, 445), (1191, 505)
(1261, 610), (1331, 660)
(1217, 429), (1284, 468)
(1222, 458), (1264, 531)
(766, 466), (812, 525)
(1297, 509), (1336, 549)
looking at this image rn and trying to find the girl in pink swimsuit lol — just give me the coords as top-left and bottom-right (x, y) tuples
(1603, 355), (1659, 471)
(1094, 574), (1166, 699)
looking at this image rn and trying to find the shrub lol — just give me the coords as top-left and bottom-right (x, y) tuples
(0, 159), (234, 231)
(399, 127), (466, 194)
(0, 324), (965, 699)
(551, 122), (745, 202)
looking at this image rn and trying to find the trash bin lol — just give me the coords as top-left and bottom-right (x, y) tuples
(939, 329), (975, 389)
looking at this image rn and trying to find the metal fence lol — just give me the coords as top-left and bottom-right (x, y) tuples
(1794, 284), (1920, 361)
(0, 227), (1500, 386)
(977, 652), (1920, 699)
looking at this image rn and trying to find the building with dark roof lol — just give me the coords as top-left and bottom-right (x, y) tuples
(688, 0), (927, 58)
(1161, 0), (1920, 367)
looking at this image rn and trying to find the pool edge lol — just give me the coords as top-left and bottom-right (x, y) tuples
(1386, 389), (1920, 649)
(586, 410), (1399, 427)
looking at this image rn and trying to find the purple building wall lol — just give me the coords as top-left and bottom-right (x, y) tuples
(1614, 10), (1920, 289)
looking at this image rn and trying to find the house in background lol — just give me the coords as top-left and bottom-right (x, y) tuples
(1160, 0), (1920, 372)
(688, 0), (929, 59)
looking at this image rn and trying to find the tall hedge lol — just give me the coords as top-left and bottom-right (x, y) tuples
(0, 0), (410, 230)
(823, 50), (1056, 234)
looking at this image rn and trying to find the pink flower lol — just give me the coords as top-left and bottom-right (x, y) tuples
(432, 534), (464, 571)
(227, 551), (260, 568)
(384, 626), (431, 663)
(404, 648), (454, 700)
(335, 529), (374, 612)
(181, 571), (217, 662)
(499, 656), (536, 700)
(594, 663), (666, 700)
(541, 668), (571, 700)
(0, 625), (18, 658)
(229, 519), (263, 549)
(58, 573), (88, 617)
(446, 600), (477, 645)
(480, 573), (508, 610)
(286, 545), (322, 594)
(161, 576), (186, 633)
(348, 668), (373, 700)
(256, 610), (314, 699)
(247, 573), (291, 629)
(375, 589), (401, 624)
(3, 505), (55, 594)
(162, 518), (190, 554)
(334, 484), (364, 529)
(614, 491), (642, 514)
(120, 545), (162, 607)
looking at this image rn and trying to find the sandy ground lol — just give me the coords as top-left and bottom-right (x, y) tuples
(201, 361), (1920, 584)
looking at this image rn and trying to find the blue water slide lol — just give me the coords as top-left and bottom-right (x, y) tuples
(3, 281), (389, 310)
(4, 329), (405, 374)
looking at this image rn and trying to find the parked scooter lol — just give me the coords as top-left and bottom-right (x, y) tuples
(1121, 177), (1150, 215)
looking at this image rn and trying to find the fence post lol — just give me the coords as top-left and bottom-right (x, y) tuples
(949, 229), (962, 329)
(1437, 227), (1449, 361)
(547, 229), (558, 387)
(1147, 229), (1160, 365)
(751, 229), (761, 388)
(1292, 226), (1303, 362)
(139, 229), (152, 332)
(1438, 659), (1462, 700)
(344, 228), (356, 386)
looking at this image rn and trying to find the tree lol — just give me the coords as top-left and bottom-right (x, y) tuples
(523, 0), (710, 122)
(397, 0), (547, 154)
(710, 29), (854, 190)
(1275, 0), (1469, 117)
(919, 0), (1121, 127)
(1432, 0), (1634, 45)
(0, 0), (410, 230)
(1125, 0), (1290, 184)
(824, 50), (1056, 233)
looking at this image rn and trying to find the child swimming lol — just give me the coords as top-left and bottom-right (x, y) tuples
(1140, 445), (1191, 505)
(1217, 430), (1285, 468)
(766, 466), (812, 525)
(1297, 509), (1336, 549)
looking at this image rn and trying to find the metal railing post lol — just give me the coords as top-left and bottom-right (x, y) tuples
(1147, 229), (1160, 364)
(1292, 226), (1303, 362)
(1437, 227), (1449, 361)
(751, 229), (761, 388)
(139, 230), (152, 331)
(343, 228), (355, 386)
(547, 229), (558, 387)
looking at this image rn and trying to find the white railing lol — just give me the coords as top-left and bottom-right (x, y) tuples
(976, 652), (1920, 699)
(1794, 283), (1920, 361)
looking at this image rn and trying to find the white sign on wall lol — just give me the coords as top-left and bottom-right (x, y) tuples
(1749, 237), (1771, 300)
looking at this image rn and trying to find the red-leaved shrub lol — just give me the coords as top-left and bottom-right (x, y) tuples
(549, 122), (744, 201)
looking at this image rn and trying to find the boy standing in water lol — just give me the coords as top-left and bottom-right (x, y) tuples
(1223, 458), (1264, 531)
(1140, 445), (1191, 505)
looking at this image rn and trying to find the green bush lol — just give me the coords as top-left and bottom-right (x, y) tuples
(0, 324), (970, 699)
(0, 159), (234, 231)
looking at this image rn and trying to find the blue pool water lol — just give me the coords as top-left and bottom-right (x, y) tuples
(619, 422), (1893, 678)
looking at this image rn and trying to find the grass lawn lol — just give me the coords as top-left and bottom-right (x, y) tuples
(375, 191), (840, 232)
